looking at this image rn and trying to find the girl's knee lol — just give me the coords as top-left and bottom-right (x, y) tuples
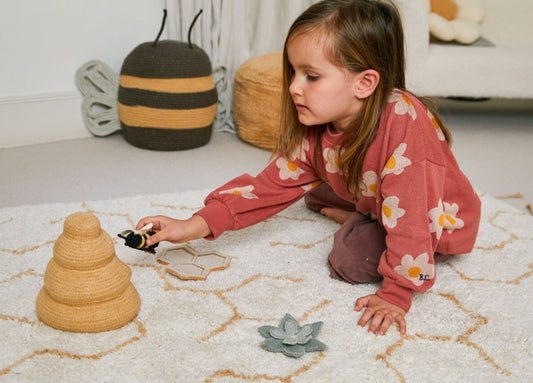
(328, 251), (382, 284)
(327, 212), (386, 284)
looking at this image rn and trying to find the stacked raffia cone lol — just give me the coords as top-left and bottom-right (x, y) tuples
(36, 212), (140, 333)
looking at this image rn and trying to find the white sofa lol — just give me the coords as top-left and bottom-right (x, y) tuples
(396, 0), (533, 99)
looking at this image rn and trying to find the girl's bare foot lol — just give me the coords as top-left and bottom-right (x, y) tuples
(320, 207), (354, 224)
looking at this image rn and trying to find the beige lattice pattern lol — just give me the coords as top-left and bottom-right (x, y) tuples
(1, 191), (532, 382)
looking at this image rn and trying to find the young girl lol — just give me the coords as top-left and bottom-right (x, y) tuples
(137, 0), (481, 336)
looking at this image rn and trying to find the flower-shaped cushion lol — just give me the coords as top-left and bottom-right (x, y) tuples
(258, 314), (326, 358)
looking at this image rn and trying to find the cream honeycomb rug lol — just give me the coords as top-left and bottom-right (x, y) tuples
(1, 190), (532, 382)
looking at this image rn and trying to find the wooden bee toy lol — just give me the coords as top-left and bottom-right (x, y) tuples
(118, 223), (159, 254)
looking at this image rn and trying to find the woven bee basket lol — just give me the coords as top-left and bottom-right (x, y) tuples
(36, 212), (140, 333)
(118, 40), (218, 151)
(233, 51), (283, 151)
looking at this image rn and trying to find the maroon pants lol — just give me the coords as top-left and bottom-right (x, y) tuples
(305, 184), (448, 285)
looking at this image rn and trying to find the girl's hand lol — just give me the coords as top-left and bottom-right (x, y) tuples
(354, 294), (406, 336)
(136, 215), (211, 246)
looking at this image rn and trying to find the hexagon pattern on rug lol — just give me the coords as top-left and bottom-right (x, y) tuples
(157, 245), (231, 280)
(2, 191), (533, 382)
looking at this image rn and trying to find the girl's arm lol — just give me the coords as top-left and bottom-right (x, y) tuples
(376, 159), (445, 312)
(196, 150), (321, 239)
(136, 137), (320, 245)
(370, 93), (451, 313)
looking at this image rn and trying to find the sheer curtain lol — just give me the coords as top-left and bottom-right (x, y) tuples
(165, 0), (316, 132)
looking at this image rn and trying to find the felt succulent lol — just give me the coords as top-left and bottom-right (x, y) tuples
(258, 314), (326, 358)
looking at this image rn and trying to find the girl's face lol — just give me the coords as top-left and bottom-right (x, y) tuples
(287, 31), (363, 132)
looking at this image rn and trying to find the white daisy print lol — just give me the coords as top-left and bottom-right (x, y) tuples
(394, 253), (435, 287)
(428, 110), (445, 141)
(381, 196), (405, 229)
(360, 171), (378, 197)
(219, 185), (258, 199)
(389, 91), (417, 120)
(428, 199), (465, 239)
(276, 157), (306, 180)
(301, 181), (321, 193)
(289, 138), (310, 162)
(381, 143), (412, 178)
(323, 147), (340, 174)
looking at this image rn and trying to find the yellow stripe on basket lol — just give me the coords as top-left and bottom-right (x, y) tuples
(120, 75), (215, 93)
(118, 103), (218, 130)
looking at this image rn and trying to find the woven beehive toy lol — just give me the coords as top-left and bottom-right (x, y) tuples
(36, 212), (140, 333)
(118, 10), (218, 150)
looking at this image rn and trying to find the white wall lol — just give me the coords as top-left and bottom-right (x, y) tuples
(0, 0), (165, 147)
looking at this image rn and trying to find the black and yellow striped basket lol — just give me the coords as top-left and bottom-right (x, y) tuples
(118, 40), (218, 151)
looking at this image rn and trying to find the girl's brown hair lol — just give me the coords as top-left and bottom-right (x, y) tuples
(276, 0), (451, 200)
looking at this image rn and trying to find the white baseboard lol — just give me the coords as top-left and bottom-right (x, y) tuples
(0, 91), (92, 148)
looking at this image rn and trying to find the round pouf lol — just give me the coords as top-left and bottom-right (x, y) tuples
(36, 212), (141, 333)
(118, 40), (218, 151)
(233, 52), (283, 151)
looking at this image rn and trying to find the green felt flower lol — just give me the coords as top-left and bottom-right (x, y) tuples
(258, 314), (326, 358)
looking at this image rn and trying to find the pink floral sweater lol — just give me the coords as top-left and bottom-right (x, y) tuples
(196, 90), (481, 312)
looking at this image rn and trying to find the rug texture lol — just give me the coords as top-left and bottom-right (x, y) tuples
(1, 190), (532, 382)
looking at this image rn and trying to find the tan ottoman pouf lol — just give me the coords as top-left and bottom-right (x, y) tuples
(233, 52), (283, 151)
